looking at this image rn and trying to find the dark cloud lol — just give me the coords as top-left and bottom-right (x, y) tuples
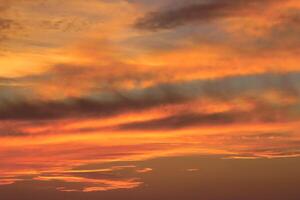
(0, 85), (191, 120)
(116, 112), (238, 130)
(114, 105), (297, 131)
(134, 0), (280, 31)
(0, 72), (298, 121)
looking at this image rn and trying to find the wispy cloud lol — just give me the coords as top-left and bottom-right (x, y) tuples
(0, 0), (299, 195)
(134, 0), (283, 31)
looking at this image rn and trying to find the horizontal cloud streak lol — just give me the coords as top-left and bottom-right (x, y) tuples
(0, 72), (298, 122)
(0, 1), (300, 197)
(134, 0), (282, 31)
(116, 112), (238, 130)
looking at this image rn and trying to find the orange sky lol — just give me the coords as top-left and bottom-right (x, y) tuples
(0, 0), (300, 197)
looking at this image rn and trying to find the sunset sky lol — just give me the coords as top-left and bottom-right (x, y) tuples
(1, 0), (300, 199)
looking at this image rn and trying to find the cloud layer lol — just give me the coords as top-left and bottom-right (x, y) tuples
(0, 0), (299, 195)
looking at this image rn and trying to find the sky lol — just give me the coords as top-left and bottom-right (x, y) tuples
(0, 0), (300, 199)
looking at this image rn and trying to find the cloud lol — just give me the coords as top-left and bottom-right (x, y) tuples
(253, 10), (300, 51)
(0, 18), (20, 42)
(116, 112), (237, 130)
(114, 104), (297, 131)
(0, 19), (14, 30)
(0, 85), (191, 120)
(1, 164), (145, 192)
(0, 72), (298, 122)
(0, 1), (300, 198)
(0, 1), (23, 41)
(134, 0), (282, 31)
(0, 127), (26, 137)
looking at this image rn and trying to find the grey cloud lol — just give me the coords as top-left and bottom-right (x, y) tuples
(116, 112), (237, 130)
(114, 104), (297, 131)
(0, 85), (192, 120)
(134, 0), (280, 31)
(0, 72), (298, 122)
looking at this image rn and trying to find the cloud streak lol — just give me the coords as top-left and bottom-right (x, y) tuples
(134, 0), (282, 31)
(0, 1), (300, 197)
(0, 72), (298, 121)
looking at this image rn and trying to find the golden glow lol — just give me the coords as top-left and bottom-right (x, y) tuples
(0, 0), (300, 195)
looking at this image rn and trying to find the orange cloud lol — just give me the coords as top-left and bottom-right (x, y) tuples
(0, 0), (300, 194)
